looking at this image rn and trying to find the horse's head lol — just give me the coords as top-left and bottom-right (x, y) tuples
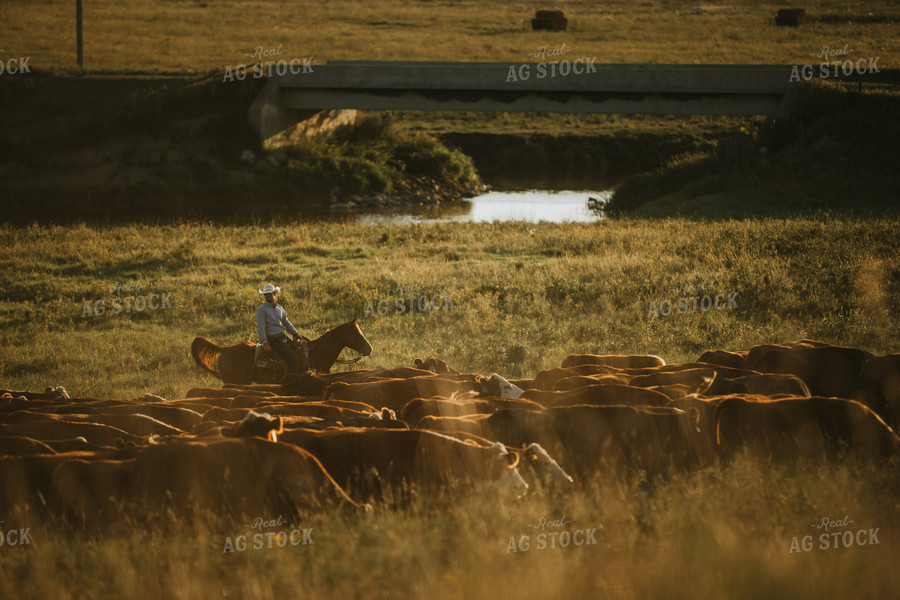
(307, 318), (374, 373)
(346, 317), (374, 357)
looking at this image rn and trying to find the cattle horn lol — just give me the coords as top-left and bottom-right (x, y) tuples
(689, 407), (701, 427)
(506, 450), (520, 469)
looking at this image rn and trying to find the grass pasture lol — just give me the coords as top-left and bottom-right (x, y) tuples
(3, 1), (898, 216)
(1, 219), (899, 598)
(3, 0), (898, 71)
(2, 218), (899, 398)
(1, 0), (899, 597)
(0, 457), (898, 600)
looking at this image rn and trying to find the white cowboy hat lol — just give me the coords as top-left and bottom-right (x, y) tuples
(258, 283), (281, 295)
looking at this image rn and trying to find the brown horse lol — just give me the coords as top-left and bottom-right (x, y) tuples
(191, 318), (373, 384)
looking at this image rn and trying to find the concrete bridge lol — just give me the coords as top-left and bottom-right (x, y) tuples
(249, 61), (799, 145)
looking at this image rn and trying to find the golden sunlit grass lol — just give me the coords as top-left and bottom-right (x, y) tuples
(1, 218), (898, 397)
(1, 2), (899, 596)
(0, 456), (897, 599)
(0, 222), (897, 598)
(3, 0), (898, 72)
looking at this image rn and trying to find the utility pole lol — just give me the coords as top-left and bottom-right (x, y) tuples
(76, 0), (84, 67)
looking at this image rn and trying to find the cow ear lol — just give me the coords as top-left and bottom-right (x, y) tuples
(689, 407), (702, 427)
(694, 373), (716, 396)
(475, 375), (492, 396)
(506, 450), (520, 469)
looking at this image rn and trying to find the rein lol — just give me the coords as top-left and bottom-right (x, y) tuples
(302, 319), (372, 371)
(335, 353), (364, 365)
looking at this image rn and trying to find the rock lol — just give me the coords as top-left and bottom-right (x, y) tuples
(265, 154), (281, 168)
(240, 150), (257, 164)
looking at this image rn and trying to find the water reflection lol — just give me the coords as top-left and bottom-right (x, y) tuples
(355, 190), (609, 225)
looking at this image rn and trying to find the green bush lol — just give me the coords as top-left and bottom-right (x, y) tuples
(392, 135), (479, 183)
(283, 117), (479, 198)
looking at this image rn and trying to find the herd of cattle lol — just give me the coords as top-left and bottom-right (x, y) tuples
(1, 339), (898, 532)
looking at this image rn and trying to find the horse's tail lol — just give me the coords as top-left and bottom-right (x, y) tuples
(191, 337), (223, 380)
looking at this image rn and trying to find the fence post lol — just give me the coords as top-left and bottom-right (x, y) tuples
(76, 0), (84, 67)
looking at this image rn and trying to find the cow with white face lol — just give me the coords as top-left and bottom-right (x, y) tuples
(522, 442), (574, 490)
(478, 373), (525, 399)
(486, 441), (530, 499)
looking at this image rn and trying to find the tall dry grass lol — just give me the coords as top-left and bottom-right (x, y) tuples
(0, 456), (897, 599)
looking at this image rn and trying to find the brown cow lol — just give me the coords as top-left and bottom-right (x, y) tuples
(201, 404), (353, 424)
(283, 368), (438, 396)
(522, 384), (672, 408)
(416, 414), (492, 437)
(620, 362), (760, 380)
(715, 396), (900, 462)
(82, 403), (203, 432)
(697, 350), (747, 369)
(0, 452), (134, 530)
(485, 405), (712, 482)
(302, 417), (410, 431)
(131, 437), (367, 521)
(278, 428), (528, 504)
(0, 421), (145, 448)
(561, 354), (665, 369)
(399, 396), (543, 426)
(2, 411), (185, 437)
(399, 397), (493, 424)
(860, 354), (900, 427)
(744, 344), (874, 399)
(703, 373), (810, 398)
(628, 368), (717, 391)
(553, 374), (630, 390)
(165, 396), (244, 410)
(323, 376), (521, 413)
(509, 378), (535, 391)
(414, 356), (460, 375)
(408, 429), (574, 492)
(323, 377), (476, 412)
(50, 457), (135, 531)
(186, 388), (278, 399)
(532, 365), (621, 390)
(0, 436), (57, 456)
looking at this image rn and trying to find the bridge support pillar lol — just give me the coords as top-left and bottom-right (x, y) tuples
(775, 84), (801, 120)
(248, 79), (357, 149)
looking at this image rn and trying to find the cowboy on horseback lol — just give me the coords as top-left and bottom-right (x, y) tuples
(256, 283), (309, 374)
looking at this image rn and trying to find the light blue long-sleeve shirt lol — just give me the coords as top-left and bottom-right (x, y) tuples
(256, 301), (299, 344)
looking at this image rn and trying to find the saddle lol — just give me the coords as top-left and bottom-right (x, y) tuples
(253, 338), (310, 382)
